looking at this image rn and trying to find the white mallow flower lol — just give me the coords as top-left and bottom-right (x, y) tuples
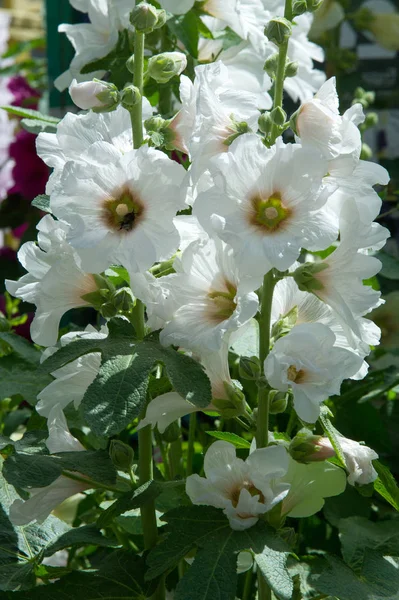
(36, 103), (153, 194)
(186, 441), (290, 531)
(159, 236), (260, 352)
(281, 458), (346, 518)
(5, 216), (98, 347)
(68, 78), (115, 110)
(264, 323), (363, 423)
(302, 200), (389, 343)
(9, 406), (90, 526)
(50, 143), (186, 274)
(195, 135), (338, 276)
(202, 0), (270, 46)
(159, 0), (195, 14)
(36, 325), (107, 417)
(171, 62), (260, 179)
(295, 77), (364, 160)
(271, 276), (380, 379)
(318, 436), (378, 486)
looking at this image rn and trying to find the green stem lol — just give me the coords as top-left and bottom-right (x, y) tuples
(131, 29), (145, 149)
(131, 299), (145, 338)
(243, 568), (253, 600)
(257, 570), (272, 600)
(62, 471), (124, 494)
(169, 436), (183, 479)
(186, 412), (196, 477)
(159, 27), (173, 117)
(138, 423), (158, 549)
(155, 429), (172, 480)
(256, 270), (277, 449)
(269, 0), (293, 145)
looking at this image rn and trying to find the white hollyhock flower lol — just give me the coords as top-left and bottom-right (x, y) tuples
(195, 135), (337, 276)
(186, 441), (290, 530)
(281, 458), (346, 517)
(272, 275), (380, 379)
(9, 406), (90, 526)
(310, 0), (345, 39)
(5, 216), (98, 347)
(198, 16), (225, 62)
(264, 323), (363, 423)
(68, 78), (114, 110)
(303, 200), (389, 342)
(159, 236), (260, 352)
(36, 103), (153, 194)
(318, 436), (378, 486)
(202, 0), (270, 46)
(36, 325), (107, 417)
(159, 0), (195, 14)
(171, 62), (260, 179)
(50, 143), (186, 274)
(295, 77), (364, 159)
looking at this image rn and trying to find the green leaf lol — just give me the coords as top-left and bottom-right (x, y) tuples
(0, 333), (52, 404)
(339, 516), (399, 571)
(376, 250), (399, 280)
(314, 551), (399, 600)
(40, 320), (212, 437)
(0, 551), (158, 599)
(3, 450), (117, 489)
(205, 431), (251, 449)
(32, 195), (52, 213)
(0, 106), (59, 124)
(80, 30), (132, 90)
(373, 460), (399, 511)
(43, 525), (118, 557)
(20, 118), (58, 134)
(255, 547), (293, 600)
(167, 13), (200, 58)
(97, 480), (164, 527)
(318, 407), (346, 468)
(147, 506), (292, 600)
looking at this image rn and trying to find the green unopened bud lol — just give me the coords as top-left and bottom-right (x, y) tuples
(161, 420), (181, 443)
(126, 55), (135, 75)
(121, 85), (141, 110)
(360, 142), (373, 161)
(292, 0), (308, 16)
(269, 390), (289, 414)
(306, 0), (324, 12)
(109, 440), (134, 471)
(213, 383), (246, 419)
(364, 91), (375, 105)
(364, 112), (378, 129)
(258, 112), (273, 135)
(289, 107), (300, 135)
(264, 53), (279, 78)
(264, 17), (292, 46)
(130, 2), (158, 33)
(112, 287), (134, 312)
(239, 356), (261, 381)
(224, 119), (250, 146)
(148, 52), (187, 84)
(289, 429), (335, 463)
(154, 9), (167, 30)
(292, 262), (329, 293)
(272, 305), (298, 341)
(100, 302), (119, 319)
(69, 79), (120, 113)
(285, 60), (298, 77)
(270, 106), (287, 126)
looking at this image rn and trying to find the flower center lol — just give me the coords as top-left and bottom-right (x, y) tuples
(230, 481), (265, 508)
(207, 280), (237, 323)
(287, 365), (306, 383)
(248, 192), (290, 233)
(102, 186), (145, 233)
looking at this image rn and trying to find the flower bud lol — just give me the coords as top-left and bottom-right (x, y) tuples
(109, 440), (134, 471)
(212, 383), (246, 419)
(126, 55), (135, 75)
(69, 79), (120, 112)
(360, 142), (372, 161)
(130, 2), (159, 33)
(285, 60), (298, 77)
(112, 287), (135, 312)
(364, 112), (378, 128)
(120, 85), (141, 110)
(289, 430), (336, 463)
(154, 9), (167, 30)
(268, 390), (289, 415)
(100, 302), (119, 319)
(306, 0), (324, 12)
(270, 106), (287, 126)
(264, 17), (292, 46)
(148, 52), (187, 84)
(292, 262), (329, 293)
(239, 356), (261, 381)
(264, 53), (279, 78)
(258, 112), (273, 135)
(292, 0), (308, 16)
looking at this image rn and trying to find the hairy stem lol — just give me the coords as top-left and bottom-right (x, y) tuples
(186, 412), (197, 477)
